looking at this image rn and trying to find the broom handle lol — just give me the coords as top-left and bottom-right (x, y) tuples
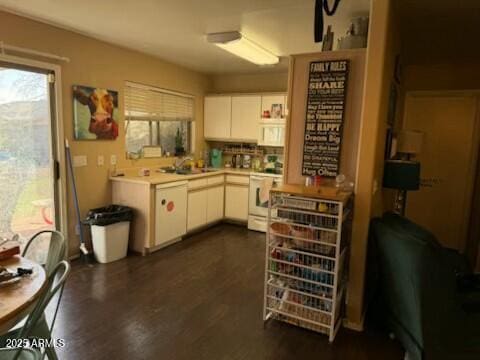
(65, 140), (87, 253)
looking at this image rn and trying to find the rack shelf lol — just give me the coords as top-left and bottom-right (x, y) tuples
(222, 144), (264, 156)
(263, 186), (353, 343)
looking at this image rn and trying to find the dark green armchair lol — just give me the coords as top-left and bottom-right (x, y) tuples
(370, 212), (480, 360)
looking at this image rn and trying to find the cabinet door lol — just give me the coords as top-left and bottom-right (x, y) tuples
(225, 185), (249, 221)
(204, 96), (231, 139)
(207, 185), (224, 223)
(231, 95), (261, 141)
(155, 185), (187, 246)
(187, 190), (207, 231)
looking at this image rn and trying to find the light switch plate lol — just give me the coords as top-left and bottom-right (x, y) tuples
(97, 155), (104, 166)
(110, 155), (117, 165)
(73, 155), (87, 167)
(372, 179), (379, 195)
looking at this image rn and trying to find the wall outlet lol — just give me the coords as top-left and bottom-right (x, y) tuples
(97, 155), (104, 166)
(73, 155), (87, 167)
(110, 155), (117, 165)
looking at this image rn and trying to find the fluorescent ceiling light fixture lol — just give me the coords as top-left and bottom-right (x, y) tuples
(207, 31), (279, 66)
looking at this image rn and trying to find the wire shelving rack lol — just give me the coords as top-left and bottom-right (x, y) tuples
(263, 185), (353, 342)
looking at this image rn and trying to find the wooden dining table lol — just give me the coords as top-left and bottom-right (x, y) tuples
(0, 255), (46, 334)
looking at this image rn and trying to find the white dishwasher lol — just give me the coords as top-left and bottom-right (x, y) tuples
(155, 181), (188, 247)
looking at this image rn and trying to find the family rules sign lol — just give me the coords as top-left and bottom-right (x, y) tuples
(302, 60), (350, 177)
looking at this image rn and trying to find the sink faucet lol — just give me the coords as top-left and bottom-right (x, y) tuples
(175, 156), (193, 169)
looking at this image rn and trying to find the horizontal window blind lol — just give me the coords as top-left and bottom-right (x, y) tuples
(125, 82), (194, 122)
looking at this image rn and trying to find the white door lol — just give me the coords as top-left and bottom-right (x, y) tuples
(225, 185), (249, 221)
(204, 96), (231, 139)
(404, 94), (479, 251)
(187, 190), (207, 231)
(231, 95), (261, 141)
(0, 62), (61, 252)
(207, 186), (224, 223)
(155, 183), (187, 246)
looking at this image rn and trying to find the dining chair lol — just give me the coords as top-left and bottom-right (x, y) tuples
(0, 261), (71, 360)
(22, 231), (67, 277)
(19, 231), (67, 355)
(0, 347), (41, 360)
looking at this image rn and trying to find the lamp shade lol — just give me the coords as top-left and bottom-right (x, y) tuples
(383, 160), (421, 190)
(397, 130), (424, 154)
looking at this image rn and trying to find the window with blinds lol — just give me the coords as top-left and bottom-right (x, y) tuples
(124, 81), (195, 156)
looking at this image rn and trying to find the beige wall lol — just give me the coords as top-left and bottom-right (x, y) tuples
(0, 11), (211, 256)
(348, 0), (401, 327)
(210, 72), (288, 93)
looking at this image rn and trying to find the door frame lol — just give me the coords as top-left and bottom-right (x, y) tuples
(0, 53), (68, 238)
(404, 90), (480, 255)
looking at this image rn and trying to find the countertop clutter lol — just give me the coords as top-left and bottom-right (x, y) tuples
(110, 167), (271, 185)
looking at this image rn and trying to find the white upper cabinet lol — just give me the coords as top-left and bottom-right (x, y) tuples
(231, 95), (261, 141)
(204, 96), (231, 139)
(204, 93), (286, 143)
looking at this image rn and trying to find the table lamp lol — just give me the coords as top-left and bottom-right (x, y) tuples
(383, 130), (424, 215)
(397, 130), (424, 160)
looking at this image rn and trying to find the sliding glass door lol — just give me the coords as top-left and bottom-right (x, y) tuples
(0, 62), (58, 245)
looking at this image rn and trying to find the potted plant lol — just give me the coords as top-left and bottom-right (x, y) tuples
(174, 128), (185, 156)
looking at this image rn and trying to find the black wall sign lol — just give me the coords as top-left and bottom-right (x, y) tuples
(302, 59), (349, 178)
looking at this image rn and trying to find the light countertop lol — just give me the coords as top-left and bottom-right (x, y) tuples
(271, 184), (352, 205)
(109, 167), (281, 185)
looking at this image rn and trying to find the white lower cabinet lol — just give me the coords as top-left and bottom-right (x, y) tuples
(187, 190), (207, 231)
(187, 176), (247, 231)
(225, 185), (249, 221)
(188, 183), (225, 231)
(155, 181), (188, 247)
(207, 186), (224, 223)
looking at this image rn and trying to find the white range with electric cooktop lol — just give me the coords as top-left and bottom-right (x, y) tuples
(248, 172), (283, 232)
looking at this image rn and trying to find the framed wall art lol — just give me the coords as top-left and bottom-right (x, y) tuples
(73, 85), (119, 140)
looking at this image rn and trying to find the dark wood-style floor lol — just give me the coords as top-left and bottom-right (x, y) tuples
(53, 224), (403, 359)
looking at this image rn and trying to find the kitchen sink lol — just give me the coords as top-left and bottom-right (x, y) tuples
(175, 169), (192, 175)
(158, 166), (176, 173)
(176, 168), (220, 175)
(157, 167), (220, 175)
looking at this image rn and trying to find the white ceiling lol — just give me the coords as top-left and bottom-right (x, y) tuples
(0, 0), (370, 74)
